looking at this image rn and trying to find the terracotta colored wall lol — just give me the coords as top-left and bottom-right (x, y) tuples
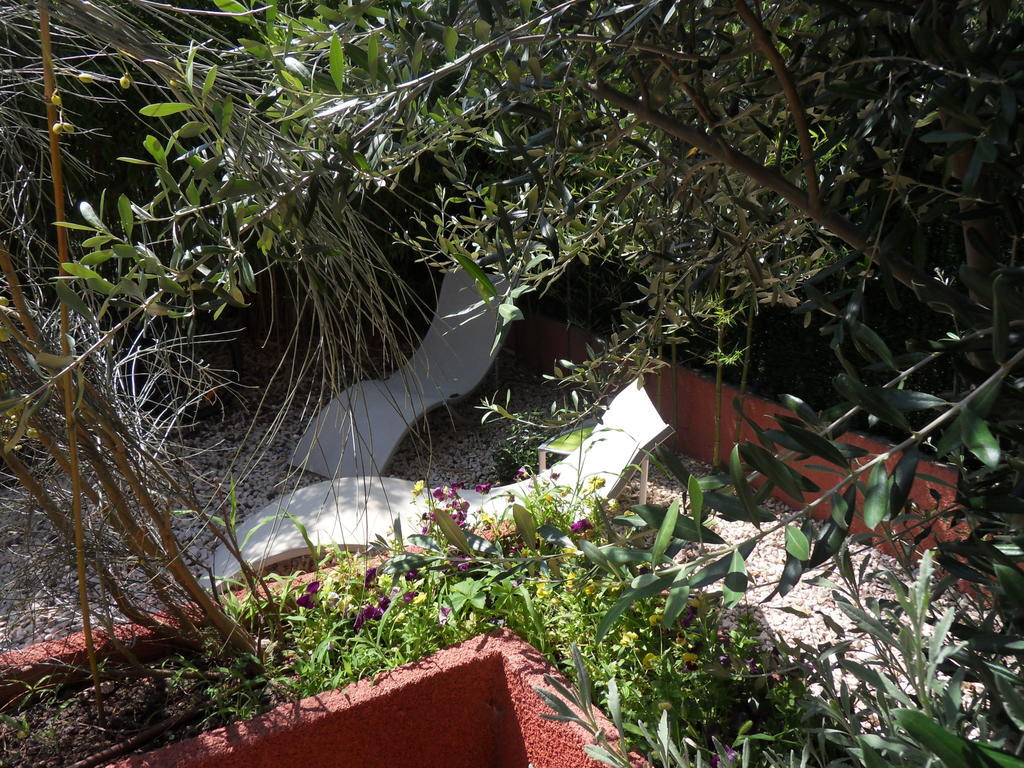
(510, 314), (961, 549)
(0, 621), (176, 708)
(108, 630), (627, 768)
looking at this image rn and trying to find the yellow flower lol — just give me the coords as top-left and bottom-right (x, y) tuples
(562, 546), (580, 555)
(412, 480), (426, 497)
(649, 613), (662, 627)
(584, 582), (598, 596)
(617, 631), (639, 647)
(682, 652), (698, 666)
(412, 593), (427, 605)
(392, 612), (405, 623)
(641, 652), (659, 670)
(119, 73), (131, 89)
(536, 582), (552, 599)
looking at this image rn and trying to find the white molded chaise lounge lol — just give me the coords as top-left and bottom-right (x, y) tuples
(208, 378), (673, 583)
(289, 268), (503, 479)
(461, 378), (674, 517)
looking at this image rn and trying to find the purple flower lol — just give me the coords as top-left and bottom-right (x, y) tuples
(353, 604), (374, 631)
(363, 567), (378, 587)
(295, 580), (321, 608)
(432, 486), (446, 500)
(353, 598), (389, 632)
(438, 605), (452, 625)
(405, 569), (420, 581)
(515, 466), (529, 480)
(475, 483), (492, 494)
(681, 605), (696, 628)
(549, 472), (560, 481)
(451, 482), (465, 492)
(402, 590), (418, 603)
(718, 654), (731, 668)
(570, 519), (593, 534)
(457, 561), (470, 572)
(710, 746), (739, 767)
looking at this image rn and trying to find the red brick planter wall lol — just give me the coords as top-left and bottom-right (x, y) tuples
(106, 630), (627, 768)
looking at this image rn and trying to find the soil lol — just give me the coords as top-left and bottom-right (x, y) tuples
(0, 658), (282, 768)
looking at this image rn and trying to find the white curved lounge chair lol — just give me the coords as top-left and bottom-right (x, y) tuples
(290, 269), (503, 479)
(208, 378), (672, 583)
(461, 378), (674, 517)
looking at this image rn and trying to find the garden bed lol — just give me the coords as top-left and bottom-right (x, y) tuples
(1, 629), (623, 768)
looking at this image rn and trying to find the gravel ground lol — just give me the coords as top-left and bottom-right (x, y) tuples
(1, 343), (962, 661)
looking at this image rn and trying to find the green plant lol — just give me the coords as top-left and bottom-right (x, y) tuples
(491, 413), (548, 483)
(776, 549), (1024, 768)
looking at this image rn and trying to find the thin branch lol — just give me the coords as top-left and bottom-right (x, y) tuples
(38, 0), (105, 725)
(587, 79), (982, 321)
(734, 0), (820, 213)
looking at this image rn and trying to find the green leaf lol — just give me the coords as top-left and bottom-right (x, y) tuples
(579, 539), (619, 577)
(703, 491), (774, 523)
(779, 393), (819, 426)
(61, 262), (102, 280)
(201, 65), (218, 102)
(595, 570), (677, 641)
(631, 505), (724, 544)
(450, 254), (498, 300)
(329, 34), (346, 91)
(961, 410), (1001, 468)
(116, 194), (133, 239)
(511, 503), (536, 547)
(691, 540), (756, 590)
(784, 525), (810, 561)
(449, 579), (486, 612)
(139, 102), (194, 117)
(777, 552), (804, 597)
(687, 474), (704, 535)
(775, 420), (849, 467)
(722, 549), (748, 607)
(650, 498), (679, 567)
(835, 374), (909, 430)
(729, 445), (762, 524)
(862, 462), (892, 530)
(177, 121), (206, 139)
(740, 443), (814, 500)
(894, 709), (1024, 768)
(433, 507), (472, 555)
(54, 280), (95, 322)
(498, 303), (524, 323)
(443, 26), (458, 61)
(809, 518), (847, 568)
(213, 0), (251, 15)
(889, 448), (920, 515)
(142, 135), (167, 166)
(654, 445), (691, 486)
(662, 572), (691, 627)
(546, 426), (593, 453)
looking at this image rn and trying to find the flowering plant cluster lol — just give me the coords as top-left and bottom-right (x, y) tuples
(252, 477), (808, 767)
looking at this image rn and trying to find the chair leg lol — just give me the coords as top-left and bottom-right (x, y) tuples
(538, 448), (547, 472)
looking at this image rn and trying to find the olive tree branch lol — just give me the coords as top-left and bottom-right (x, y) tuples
(733, 0), (820, 214)
(587, 79), (981, 321)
